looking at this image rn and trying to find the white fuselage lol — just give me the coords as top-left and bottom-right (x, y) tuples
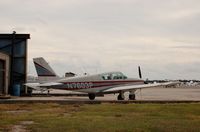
(47, 72), (144, 94)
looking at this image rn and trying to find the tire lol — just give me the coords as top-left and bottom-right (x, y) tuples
(88, 93), (95, 100)
(129, 94), (136, 100)
(27, 89), (32, 96)
(117, 94), (125, 100)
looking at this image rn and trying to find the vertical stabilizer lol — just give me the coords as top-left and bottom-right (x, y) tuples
(33, 57), (59, 82)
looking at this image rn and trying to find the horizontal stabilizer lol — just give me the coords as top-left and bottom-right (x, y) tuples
(25, 82), (63, 88)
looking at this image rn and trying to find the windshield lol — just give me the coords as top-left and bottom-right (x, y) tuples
(102, 72), (127, 80)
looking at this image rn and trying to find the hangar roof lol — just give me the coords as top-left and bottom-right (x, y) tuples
(0, 34), (30, 39)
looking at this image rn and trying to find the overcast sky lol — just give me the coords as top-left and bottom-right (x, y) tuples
(0, 0), (200, 80)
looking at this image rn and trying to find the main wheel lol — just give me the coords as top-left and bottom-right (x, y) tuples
(129, 94), (136, 100)
(27, 89), (32, 96)
(117, 94), (125, 100)
(88, 93), (95, 100)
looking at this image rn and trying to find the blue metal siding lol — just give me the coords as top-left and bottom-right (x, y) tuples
(0, 33), (30, 95)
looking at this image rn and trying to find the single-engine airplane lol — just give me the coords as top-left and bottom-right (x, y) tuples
(25, 57), (173, 100)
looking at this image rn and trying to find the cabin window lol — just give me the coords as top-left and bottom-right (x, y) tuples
(113, 73), (125, 80)
(113, 73), (128, 80)
(112, 73), (119, 79)
(102, 72), (127, 80)
(123, 75), (127, 79)
(102, 74), (112, 80)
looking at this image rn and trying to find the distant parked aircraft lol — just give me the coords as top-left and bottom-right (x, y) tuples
(164, 81), (181, 88)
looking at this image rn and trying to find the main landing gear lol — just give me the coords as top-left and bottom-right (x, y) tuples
(117, 92), (125, 100)
(117, 92), (136, 100)
(88, 93), (96, 100)
(129, 94), (136, 100)
(88, 91), (136, 101)
(129, 90), (136, 100)
(117, 91), (136, 100)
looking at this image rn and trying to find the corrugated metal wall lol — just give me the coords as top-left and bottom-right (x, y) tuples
(0, 32), (30, 95)
(0, 59), (5, 94)
(0, 52), (9, 95)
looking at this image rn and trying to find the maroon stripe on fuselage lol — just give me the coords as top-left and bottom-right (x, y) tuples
(54, 80), (144, 90)
(63, 80), (143, 84)
(38, 75), (57, 77)
(92, 81), (143, 87)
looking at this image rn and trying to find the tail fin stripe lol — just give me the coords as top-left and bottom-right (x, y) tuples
(34, 62), (56, 76)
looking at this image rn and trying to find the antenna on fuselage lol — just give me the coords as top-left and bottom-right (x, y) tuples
(138, 66), (142, 79)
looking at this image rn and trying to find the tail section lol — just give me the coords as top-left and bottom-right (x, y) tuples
(33, 57), (60, 82)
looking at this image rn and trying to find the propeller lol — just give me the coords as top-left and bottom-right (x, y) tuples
(138, 66), (149, 84)
(138, 66), (142, 79)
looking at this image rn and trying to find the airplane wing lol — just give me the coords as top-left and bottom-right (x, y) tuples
(103, 82), (170, 93)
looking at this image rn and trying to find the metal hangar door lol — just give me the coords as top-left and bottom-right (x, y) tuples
(0, 59), (5, 94)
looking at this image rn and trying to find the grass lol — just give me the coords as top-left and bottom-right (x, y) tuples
(0, 103), (200, 132)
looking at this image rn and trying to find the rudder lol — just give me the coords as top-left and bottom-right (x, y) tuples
(33, 57), (59, 82)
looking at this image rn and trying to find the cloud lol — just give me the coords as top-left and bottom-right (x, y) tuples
(171, 46), (200, 49)
(1, 0), (200, 79)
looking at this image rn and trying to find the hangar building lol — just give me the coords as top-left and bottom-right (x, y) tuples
(0, 32), (30, 96)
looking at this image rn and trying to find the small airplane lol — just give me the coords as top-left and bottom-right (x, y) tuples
(25, 57), (173, 100)
(164, 81), (181, 88)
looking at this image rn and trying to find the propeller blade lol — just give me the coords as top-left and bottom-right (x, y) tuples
(138, 66), (142, 79)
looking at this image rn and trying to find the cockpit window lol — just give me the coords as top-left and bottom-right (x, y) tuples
(102, 74), (112, 80)
(102, 72), (127, 80)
